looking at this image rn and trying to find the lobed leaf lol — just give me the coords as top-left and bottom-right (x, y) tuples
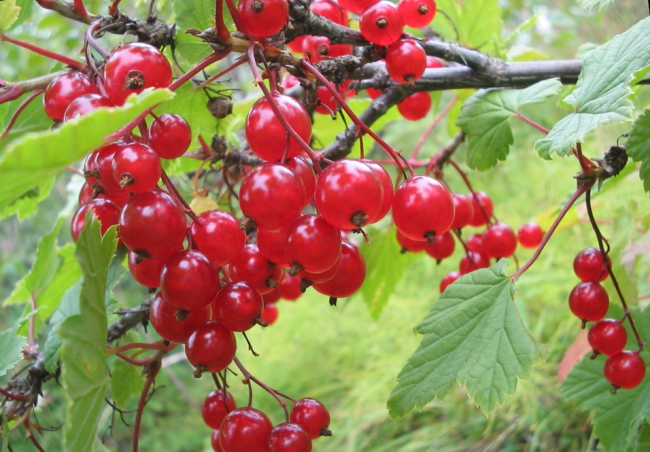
(173, 0), (232, 64)
(0, 0), (20, 31)
(535, 17), (650, 158)
(43, 279), (82, 373)
(433, 0), (502, 49)
(110, 350), (145, 409)
(457, 79), (562, 170)
(626, 109), (650, 192)
(387, 260), (544, 417)
(0, 322), (27, 378)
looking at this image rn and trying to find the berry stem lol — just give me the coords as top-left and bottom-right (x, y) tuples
(116, 352), (153, 366)
(447, 158), (495, 224)
(511, 184), (590, 281)
(0, 33), (87, 72)
(223, 0), (253, 39)
(411, 94), (458, 161)
(215, 0), (232, 43)
(160, 169), (197, 220)
(85, 21), (111, 59)
(0, 386), (30, 402)
(584, 187), (645, 351)
(196, 58), (247, 90)
(0, 90), (43, 141)
(513, 112), (549, 135)
(233, 356), (289, 420)
(73, 0), (89, 19)
(168, 50), (231, 92)
(107, 341), (176, 354)
(132, 359), (161, 452)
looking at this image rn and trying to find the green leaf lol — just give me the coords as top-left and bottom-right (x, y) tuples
(627, 109), (650, 193)
(0, 322), (27, 378)
(578, 0), (615, 11)
(110, 354), (145, 409)
(535, 17), (650, 158)
(355, 227), (421, 320)
(456, 79), (562, 170)
(43, 279), (83, 373)
(433, 0), (502, 49)
(0, 89), (174, 210)
(387, 260), (544, 417)
(0, 0), (20, 31)
(59, 221), (117, 452)
(0, 91), (52, 145)
(173, 0), (231, 64)
(0, 176), (56, 221)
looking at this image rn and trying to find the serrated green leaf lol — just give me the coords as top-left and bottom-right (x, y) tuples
(0, 91), (52, 146)
(0, 322), (27, 378)
(635, 422), (650, 452)
(11, 0), (33, 29)
(535, 17), (650, 158)
(43, 279), (83, 373)
(387, 260), (544, 417)
(627, 109), (650, 192)
(355, 227), (421, 321)
(0, 0), (20, 31)
(0, 89), (174, 210)
(433, 0), (502, 49)
(457, 79), (562, 170)
(59, 221), (117, 452)
(0, 176), (56, 221)
(110, 357), (145, 409)
(173, 0), (231, 64)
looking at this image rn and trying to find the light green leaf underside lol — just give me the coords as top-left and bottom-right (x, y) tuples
(0, 0), (20, 31)
(388, 260), (544, 418)
(0, 322), (27, 378)
(173, 0), (232, 64)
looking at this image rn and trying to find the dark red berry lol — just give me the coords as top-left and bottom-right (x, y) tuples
(63, 93), (114, 121)
(425, 232), (455, 260)
(313, 241), (366, 298)
(459, 251), (490, 274)
(568, 281), (609, 322)
(359, 1), (405, 46)
(238, 0), (288, 38)
(517, 222), (544, 249)
(397, 92), (431, 120)
(202, 389), (237, 430)
(604, 351), (646, 389)
(213, 281), (264, 332)
(290, 398), (330, 439)
(573, 247), (610, 282)
(386, 40), (426, 84)
(468, 192), (493, 227)
(111, 143), (162, 193)
(261, 303), (279, 325)
(149, 113), (192, 159)
(229, 244), (284, 295)
(397, 0), (436, 28)
(449, 193), (474, 230)
(160, 250), (220, 311)
(268, 422), (313, 452)
(588, 319), (628, 356)
(149, 293), (211, 344)
(439, 270), (461, 293)
(285, 215), (342, 274)
(481, 222), (517, 259)
(396, 229), (427, 253)
(219, 407), (273, 452)
(70, 198), (121, 242)
(190, 210), (245, 266)
(127, 251), (167, 288)
(185, 320), (237, 375)
(43, 71), (99, 121)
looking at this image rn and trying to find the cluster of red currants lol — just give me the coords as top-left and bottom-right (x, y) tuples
(570, 248), (646, 390)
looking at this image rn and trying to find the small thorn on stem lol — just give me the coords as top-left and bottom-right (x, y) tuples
(329, 297), (337, 306)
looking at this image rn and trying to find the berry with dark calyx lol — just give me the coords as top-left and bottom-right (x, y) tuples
(360, 1), (405, 46)
(397, 229), (427, 253)
(481, 222), (517, 259)
(211, 430), (224, 452)
(588, 319), (628, 356)
(111, 143), (162, 193)
(517, 222), (544, 249)
(313, 241), (366, 299)
(93, 143), (130, 196)
(219, 407), (273, 452)
(246, 93), (311, 161)
(397, 0), (436, 28)
(568, 281), (609, 323)
(285, 215), (342, 274)
(78, 183), (96, 206)
(261, 303), (279, 325)
(392, 175), (455, 243)
(290, 398), (331, 439)
(213, 281), (265, 332)
(103, 42), (172, 106)
(285, 157), (317, 207)
(160, 250), (220, 311)
(70, 198), (121, 242)
(149, 292), (211, 344)
(315, 159), (383, 230)
(468, 191), (493, 227)
(397, 92), (431, 121)
(459, 251), (490, 274)
(449, 193), (474, 230)
(63, 93), (114, 121)
(425, 231), (455, 261)
(202, 389), (237, 430)
(604, 351), (646, 390)
(240, 163), (305, 231)
(185, 320), (237, 376)
(298, 255), (341, 288)
(440, 270), (461, 293)
(229, 244), (284, 295)
(386, 40), (427, 84)
(573, 247), (611, 282)
(279, 274), (303, 301)
(43, 71), (99, 121)
(257, 228), (291, 268)
(268, 422), (313, 452)
(127, 251), (168, 288)
(190, 210), (245, 266)
(149, 113), (192, 159)
(237, 0), (288, 38)
(315, 85), (337, 115)
(306, 36), (352, 62)
(360, 158), (393, 223)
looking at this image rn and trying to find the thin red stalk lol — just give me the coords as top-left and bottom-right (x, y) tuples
(0, 34), (86, 72)
(447, 159), (494, 224)
(299, 60), (410, 176)
(109, 341), (174, 354)
(0, 90), (43, 140)
(233, 357), (289, 421)
(116, 353), (152, 366)
(161, 169), (197, 220)
(0, 84), (24, 105)
(214, 0), (232, 42)
(73, 0), (89, 18)
(85, 21), (110, 59)
(247, 45), (323, 174)
(513, 112), (549, 135)
(196, 58), (247, 90)
(223, 0), (252, 39)
(511, 184), (590, 281)
(0, 387), (29, 402)
(108, 0), (121, 15)
(132, 362), (160, 452)
(168, 50), (231, 92)
(573, 142), (594, 174)
(35, 0), (54, 8)
(25, 414), (46, 452)
(411, 95), (458, 161)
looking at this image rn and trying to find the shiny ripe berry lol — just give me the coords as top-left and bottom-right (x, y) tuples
(604, 351), (646, 389)
(588, 319), (628, 356)
(396, 229), (427, 253)
(202, 389), (237, 430)
(213, 281), (264, 332)
(568, 281), (609, 322)
(459, 251), (490, 274)
(211, 430), (224, 452)
(185, 320), (237, 374)
(338, 0), (378, 15)
(290, 398), (331, 440)
(229, 244), (284, 295)
(43, 71), (99, 121)
(311, 0), (348, 25)
(366, 87), (382, 100)
(268, 422), (313, 452)
(285, 157), (317, 207)
(517, 222), (544, 249)
(386, 40), (427, 84)
(360, 158), (393, 223)
(439, 270), (461, 293)
(63, 93), (114, 121)
(313, 241), (366, 299)
(285, 215), (342, 274)
(111, 143), (162, 193)
(103, 43), (172, 106)
(298, 256), (341, 285)
(219, 407), (273, 452)
(127, 251), (167, 288)
(573, 247), (610, 282)
(397, 0), (436, 28)
(315, 159), (383, 230)
(315, 85), (337, 115)
(246, 94), (311, 161)
(279, 274), (303, 301)
(360, 1), (405, 46)
(397, 92), (431, 121)
(238, 0), (288, 38)
(392, 175), (454, 243)
(426, 56), (445, 68)
(149, 293), (211, 344)
(465, 233), (484, 254)
(70, 198), (121, 242)
(482, 222), (517, 259)
(449, 193), (474, 230)
(149, 113), (192, 159)
(190, 210), (245, 266)
(305, 36), (352, 62)
(263, 286), (282, 304)
(261, 303), (279, 325)
(160, 250), (220, 311)
(93, 143), (130, 196)
(468, 191), (493, 227)
(78, 183), (95, 206)
(257, 228), (291, 268)
(425, 231), (455, 260)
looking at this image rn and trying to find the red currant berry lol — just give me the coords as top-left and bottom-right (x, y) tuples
(263, 286), (282, 304)
(213, 281), (264, 332)
(185, 320), (237, 375)
(397, 0), (436, 28)
(128, 251), (168, 288)
(481, 222), (517, 259)
(149, 293), (211, 344)
(63, 93), (114, 121)
(190, 210), (245, 266)
(366, 87), (383, 100)
(290, 398), (331, 439)
(111, 143), (162, 193)
(229, 244), (284, 295)
(313, 241), (366, 299)
(219, 407), (273, 452)
(604, 351), (646, 389)
(211, 430), (224, 452)
(425, 231), (455, 261)
(238, 0), (288, 38)
(315, 85), (337, 115)
(573, 247), (610, 282)
(149, 113), (192, 159)
(338, 0), (378, 14)
(257, 228), (291, 268)
(360, 158), (393, 223)
(397, 92), (431, 120)
(285, 157), (317, 207)
(202, 389), (237, 430)
(396, 229), (427, 253)
(43, 71), (99, 121)
(386, 40), (426, 84)
(568, 281), (609, 322)
(311, 0), (348, 25)
(93, 143), (130, 196)
(160, 250), (220, 311)
(517, 222), (544, 249)
(268, 422), (313, 452)
(459, 251), (490, 274)
(103, 43), (172, 106)
(285, 215), (342, 274)
(465, 234), (484, 254)
(426, 56), (445, 68)
(588, 319), (628, 356)
(298, 255), (341, 286)
(468, 191), (493, 227)
(279, 274), (303, 301)
(261, 303), (279, 325)
(70, 198), (121, 242)
(78, 183), (96, 206)
(359, 1), (405, 46)
(439, 270), (461, 293)
(449, 193), (474, 230)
